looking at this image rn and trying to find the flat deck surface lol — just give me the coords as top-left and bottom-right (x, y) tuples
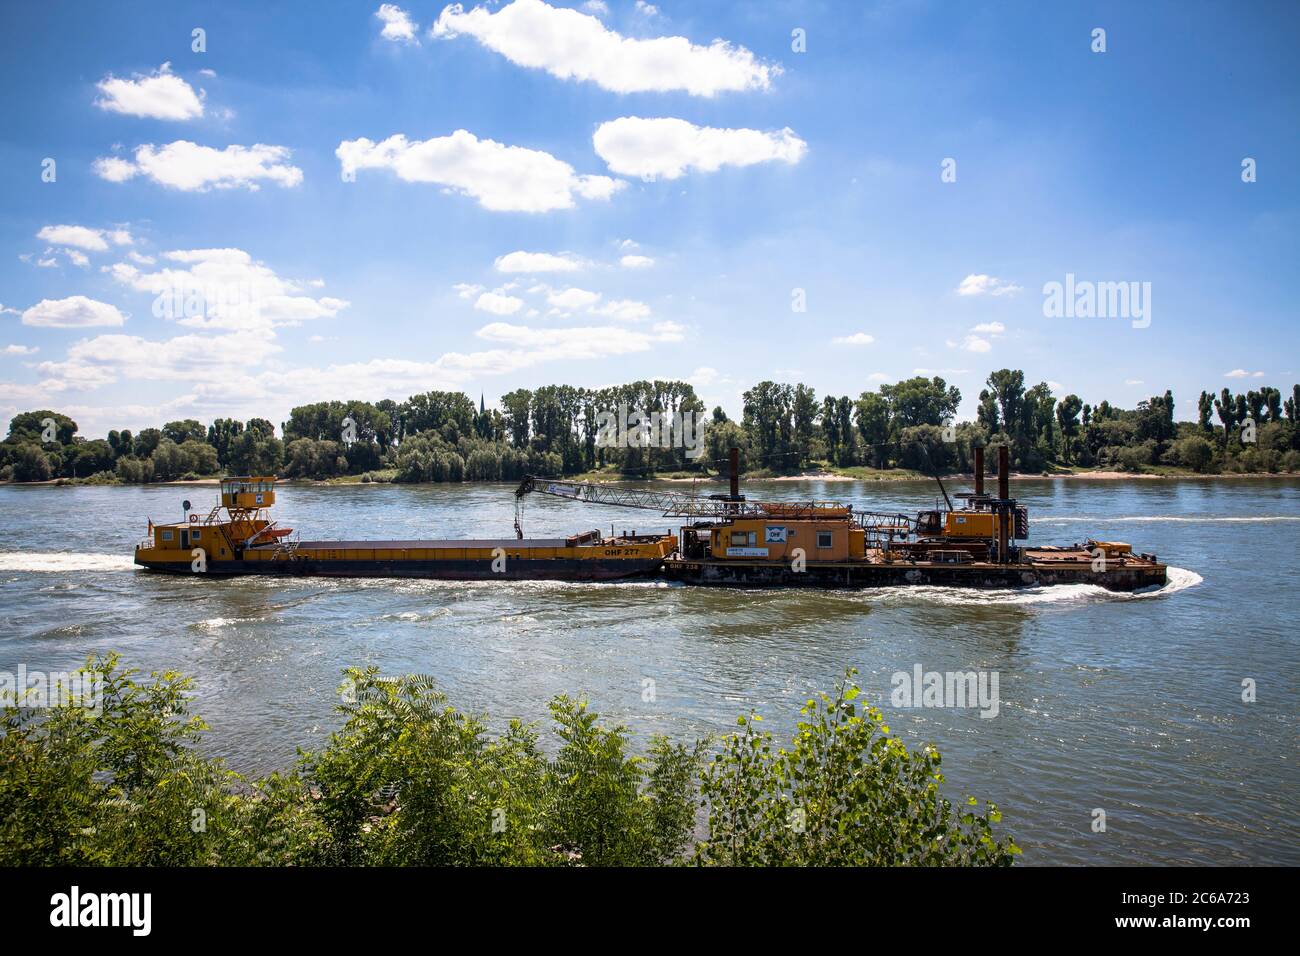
(262, 538), (573, 550)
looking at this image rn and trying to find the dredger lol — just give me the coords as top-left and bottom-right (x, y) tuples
(133, 446), (1167, 591)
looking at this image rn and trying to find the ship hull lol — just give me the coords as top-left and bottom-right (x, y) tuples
(134, 556), (666, 582)
(663, 558), (1167, 592)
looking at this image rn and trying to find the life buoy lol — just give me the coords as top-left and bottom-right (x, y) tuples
(189, 513), (199, 523)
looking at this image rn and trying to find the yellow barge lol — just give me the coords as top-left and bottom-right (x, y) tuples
(134, 478), (675, 581)
(135, 445), (1168, 593)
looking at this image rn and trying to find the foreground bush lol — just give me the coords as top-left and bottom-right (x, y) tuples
(0, 657), (1018, 866)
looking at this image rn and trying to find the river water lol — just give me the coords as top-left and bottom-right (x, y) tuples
(1, 477), (1296, 865)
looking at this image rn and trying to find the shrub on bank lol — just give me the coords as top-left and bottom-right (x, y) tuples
(0, 657), (1019, 867)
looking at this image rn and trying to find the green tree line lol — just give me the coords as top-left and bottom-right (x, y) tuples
(4, 374), (1299, 483)
(0, 656), (1018, 867)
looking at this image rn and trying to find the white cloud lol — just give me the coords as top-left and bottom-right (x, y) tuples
(620, 254), (654, 269)
(336, 130), (623, 212)
(1224, 369), (1265, 378)
(446, 319), (682, 372)
(634, 1), (659, 15)
(36, 329), (279, 392)
(832, 332), (874, 346)
(868, 372), (889, 381)
(969, 321), (1005, 334)
(4, 345), (38, 355)
(959, 335), (992, 353)
(1124, 378), (1145, 385)
(128, 251), (156, 265)
(375, 4), (419, 43)
(92, 157), (138, 183)
(547, 287), (602, 310)
(956, 274), (1022, 297)
(94, 141), (303, 191)
(36, 225), (133, 252)
(105, 248), (347, 331)
(618, 239), (640, 251)
(65, 250), (90, 268)
(432, 0), (776, 96)
(589, 298), (650, 322)
(494, 250), (584, 273)
(474, 291), (525, 315)
(95, 63), (204, 121)
(453, 282), (485, 299)
(593, 117), (806, 180)
(689, 366), (718, 386)
(580, 0), (608, 14)
(21, 296), (127, 329)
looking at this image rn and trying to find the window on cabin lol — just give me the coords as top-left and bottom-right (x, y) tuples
(817, 531), (833, 549)
(161, 530), (173, 542)
(193, 530), (202, 540)
(730, 531), (757, 547)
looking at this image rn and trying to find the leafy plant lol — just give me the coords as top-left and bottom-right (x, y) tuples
(1, 659), (1016, 867)
(695, 669), (1020, 866)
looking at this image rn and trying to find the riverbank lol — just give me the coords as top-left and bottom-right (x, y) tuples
(4, 467), (1299, 488)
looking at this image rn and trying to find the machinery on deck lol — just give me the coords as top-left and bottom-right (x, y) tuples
(514, 446), (1167, 591)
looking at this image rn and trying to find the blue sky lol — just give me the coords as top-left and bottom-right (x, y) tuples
(1, 0), (1296, 437)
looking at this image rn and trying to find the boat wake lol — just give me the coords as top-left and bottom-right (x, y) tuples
(0, 551), (136, 572)
(858, 566), (1203, 607)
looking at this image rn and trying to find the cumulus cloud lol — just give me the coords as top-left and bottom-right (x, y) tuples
(593, 117), (806, 180)
(336, 130), (623, 212)
(474, 291), (525, 315)
(36, 329), (280, 392)
(4, 345), (39, 355)
(21, 296), (127, 329)
(620, 254), (654, 268)
(589, 298), (651, 322)
(494, 250), (584, 273)
(105, 247), (347, 331)
(432, 0), (776, 96)
(94, 141), (303, 191)
(956, 274), (1022, 297)
(833, 332), (874, 346)
(959, 335), (992, 353)
(1224, 369), (1265, 378)
(95, 62), (204, 121)
(969, 321), (1005, 334)
(439, 319), (682, 374)
(36, 225), (134, 252)
(546, 287), (602, 310)
(375, 4), (419, 42)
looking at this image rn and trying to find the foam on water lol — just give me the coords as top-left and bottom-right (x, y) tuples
(0, 551), (136, 572)
(851, 565), (1203, 608)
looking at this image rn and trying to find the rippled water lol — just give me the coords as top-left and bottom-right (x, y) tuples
(2, 477), (1297, 865)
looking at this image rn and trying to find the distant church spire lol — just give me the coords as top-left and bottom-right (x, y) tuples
(480, 392), (485, 414)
